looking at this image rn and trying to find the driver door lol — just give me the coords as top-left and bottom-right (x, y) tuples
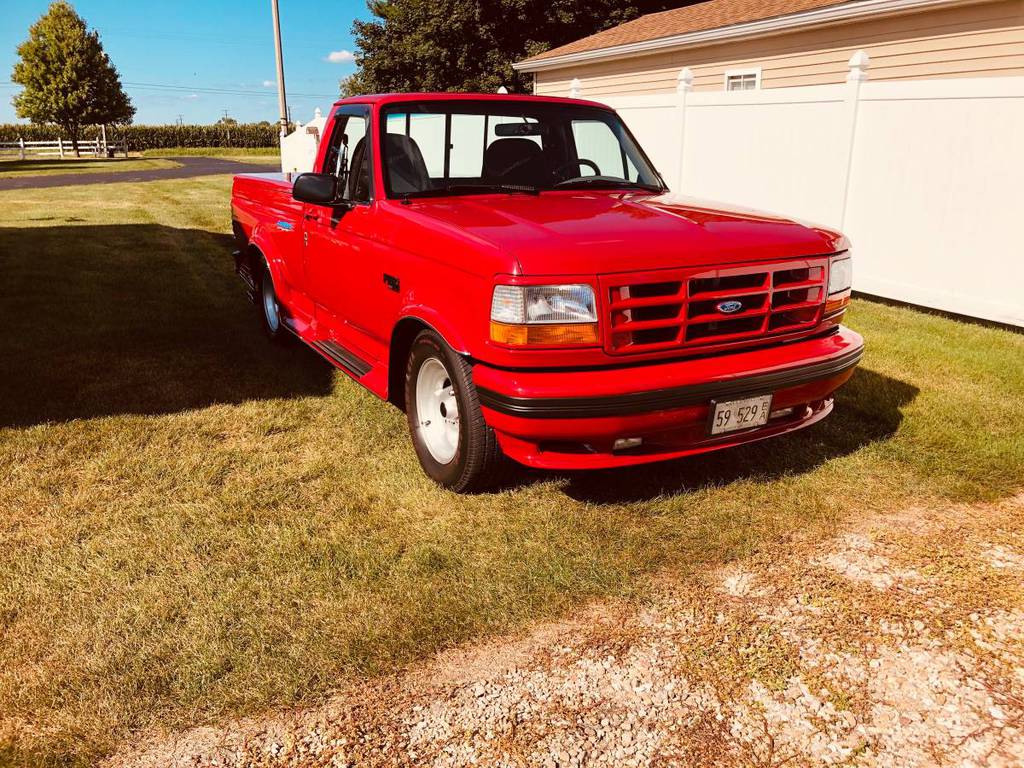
(302, 105), (376, 345)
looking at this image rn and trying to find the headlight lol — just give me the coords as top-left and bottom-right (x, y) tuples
(491, 284), (597, 324)
(824, 251), (852, 319)
(828, 255), (852, 295)
(490, 284), (599, 346)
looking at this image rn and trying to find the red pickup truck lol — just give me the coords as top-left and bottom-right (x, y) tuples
(231, 93), (862, 491)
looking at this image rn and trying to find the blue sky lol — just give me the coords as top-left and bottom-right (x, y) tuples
(1, 0), (370, 125)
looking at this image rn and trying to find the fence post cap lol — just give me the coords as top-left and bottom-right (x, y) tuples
(314, 107), (322, 119)
(847, 50), (870, 82)
(676, 67), (694, 92)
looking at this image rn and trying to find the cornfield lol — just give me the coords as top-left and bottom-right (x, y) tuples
(0, 123), (280, 149)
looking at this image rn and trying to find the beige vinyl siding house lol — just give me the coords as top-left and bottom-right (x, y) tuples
(517, 0), (1024, 97)
(513, 0), (1024, 327)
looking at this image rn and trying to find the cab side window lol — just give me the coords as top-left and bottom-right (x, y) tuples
(322, 112), (371, 203)
(570, 119), (636, 181)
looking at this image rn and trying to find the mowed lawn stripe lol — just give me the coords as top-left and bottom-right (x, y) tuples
(0, 176), (1021, 767)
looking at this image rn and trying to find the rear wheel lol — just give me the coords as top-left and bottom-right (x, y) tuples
(257, 260), (289, 344)
(405, 329), (509, 492)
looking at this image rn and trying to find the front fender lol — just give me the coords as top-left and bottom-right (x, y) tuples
(397, 304), (471, 355)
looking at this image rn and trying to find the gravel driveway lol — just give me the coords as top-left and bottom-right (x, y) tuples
(107, 492), (1024, 768)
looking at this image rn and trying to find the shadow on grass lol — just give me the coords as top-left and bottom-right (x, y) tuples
(0, 221), (917, 502)
(0, 224), (333, 428)
(558, 367), (918, 503)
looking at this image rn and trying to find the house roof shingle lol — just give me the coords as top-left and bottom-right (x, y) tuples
(521, 0), (854, 64)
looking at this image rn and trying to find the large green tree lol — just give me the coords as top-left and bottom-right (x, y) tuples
(11, 1), (134, 155)
(342, 0), (681, 96)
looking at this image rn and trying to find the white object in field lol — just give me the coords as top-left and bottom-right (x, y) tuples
(280, 107), (327, 174)
(590, 52), (1024, 327)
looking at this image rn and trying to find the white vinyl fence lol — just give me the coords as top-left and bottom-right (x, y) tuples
(0, 136), (127, 159)
(585, 52), (1024, 327)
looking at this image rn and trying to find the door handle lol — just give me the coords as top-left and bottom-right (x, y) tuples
(303, 213), (321, 222)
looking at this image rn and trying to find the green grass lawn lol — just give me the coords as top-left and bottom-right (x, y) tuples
(0, 157), (180, 178)
(1, 176), (1022, 767)
(141, 146), (280, 162)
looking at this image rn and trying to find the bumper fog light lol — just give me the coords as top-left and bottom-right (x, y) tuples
(613, 437), (643, 451)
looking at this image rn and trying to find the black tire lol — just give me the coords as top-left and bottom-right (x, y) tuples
(405, 329), (510, 492)
(256, 260), (289, 344)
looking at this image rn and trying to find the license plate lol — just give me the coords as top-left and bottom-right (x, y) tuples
(709, 394), (773, 435)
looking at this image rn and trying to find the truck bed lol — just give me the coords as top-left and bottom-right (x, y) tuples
(231, 172), (302, 252)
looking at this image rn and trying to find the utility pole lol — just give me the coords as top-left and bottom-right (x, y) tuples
(270, 0), (288, 143)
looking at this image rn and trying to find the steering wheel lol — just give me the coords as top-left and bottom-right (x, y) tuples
(553, 158), (601, 180)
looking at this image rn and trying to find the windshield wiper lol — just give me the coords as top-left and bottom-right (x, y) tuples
(553, 177), (664, 193)
(406, 182), (540, 198)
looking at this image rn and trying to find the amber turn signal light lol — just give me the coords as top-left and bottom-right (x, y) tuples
(824, 293), (850, 317)
(490, 321), (600, 346)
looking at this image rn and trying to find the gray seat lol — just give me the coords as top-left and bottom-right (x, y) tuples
(346, 137), (370, 202)
(386, 134), (431, 195)
(483, 138), (544, 186)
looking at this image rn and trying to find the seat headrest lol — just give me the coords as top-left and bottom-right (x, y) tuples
(483, 138), (544, 186)
(385, 133), (431, 195)
(346, 136), (370, 201)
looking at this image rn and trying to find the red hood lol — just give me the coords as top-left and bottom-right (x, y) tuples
(400, 191), (841, 276)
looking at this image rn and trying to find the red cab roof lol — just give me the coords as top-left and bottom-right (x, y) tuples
(331, 92), (612, 111)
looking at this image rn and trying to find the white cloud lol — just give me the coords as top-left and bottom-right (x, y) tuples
(325, 49), (355, 64)
(262, 80), (275, 88)
(184, 93), (200, 100)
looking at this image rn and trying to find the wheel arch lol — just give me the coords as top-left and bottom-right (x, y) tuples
(388, 313), (470, 411)
(244, 227), (284, 299)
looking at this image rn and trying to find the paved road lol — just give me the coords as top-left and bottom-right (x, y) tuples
(0, 156), (280, 191)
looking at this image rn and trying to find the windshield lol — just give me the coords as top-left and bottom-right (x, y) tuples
(379, 100), (665, 198)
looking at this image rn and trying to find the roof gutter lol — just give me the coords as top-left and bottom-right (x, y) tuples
(513, 0), (970, 72)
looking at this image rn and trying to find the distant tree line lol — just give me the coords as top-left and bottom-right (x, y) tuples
(343, 0), (686, 96)
(0, 123), (281, 149)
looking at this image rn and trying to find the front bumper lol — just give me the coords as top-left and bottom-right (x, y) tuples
(472, 326), (863, 469)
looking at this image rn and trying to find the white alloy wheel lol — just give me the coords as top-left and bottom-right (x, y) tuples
(415, 356), (460, 464)
(262, 273), (281, 333)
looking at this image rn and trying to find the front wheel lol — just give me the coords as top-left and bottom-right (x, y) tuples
(405, 329), (509, 492)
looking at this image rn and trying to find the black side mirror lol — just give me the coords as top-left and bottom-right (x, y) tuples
(292, 173), (337, 205)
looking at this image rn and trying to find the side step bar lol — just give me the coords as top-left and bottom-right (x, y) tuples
(309, 339), (372, 378)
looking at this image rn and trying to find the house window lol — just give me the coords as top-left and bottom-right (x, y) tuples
(724, 68), (761, 91)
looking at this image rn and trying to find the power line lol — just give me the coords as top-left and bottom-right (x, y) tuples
(122, 81), (335, 98)
(0, 80), (337, 99)
(97, 26), (353, 50)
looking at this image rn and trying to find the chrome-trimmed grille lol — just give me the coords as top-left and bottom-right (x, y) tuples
(603, 258), (828, 354)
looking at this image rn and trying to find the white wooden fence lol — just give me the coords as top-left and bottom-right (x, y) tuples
(0, 136), (128, 159)
(582, 52), (1024, 327)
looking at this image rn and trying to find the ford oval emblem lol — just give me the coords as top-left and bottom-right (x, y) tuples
(716, 300), (743, 314)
